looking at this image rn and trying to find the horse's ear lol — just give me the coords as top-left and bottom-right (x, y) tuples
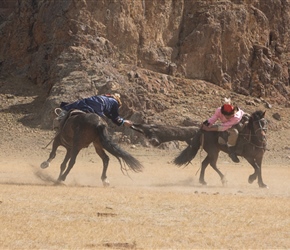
(262, 111), (266, 118)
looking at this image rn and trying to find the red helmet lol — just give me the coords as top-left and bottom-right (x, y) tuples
(221, 104), (235, 116)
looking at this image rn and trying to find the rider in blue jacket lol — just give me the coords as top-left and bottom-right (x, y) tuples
(55, 93), (133, 128)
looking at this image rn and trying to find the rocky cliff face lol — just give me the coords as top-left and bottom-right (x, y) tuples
(0, 0), (289, 129)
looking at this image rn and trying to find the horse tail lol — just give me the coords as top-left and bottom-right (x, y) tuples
(173, 130), (202, 166)
(97, 125), (143, 173)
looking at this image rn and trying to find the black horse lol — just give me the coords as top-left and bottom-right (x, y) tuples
(174, 110), (268, 188)
(41, 112), (143, 186)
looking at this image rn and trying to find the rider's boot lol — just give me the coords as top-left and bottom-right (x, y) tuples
(228, 146), (240, 163)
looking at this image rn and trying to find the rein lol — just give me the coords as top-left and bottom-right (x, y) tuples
(239, 118), (267, 150)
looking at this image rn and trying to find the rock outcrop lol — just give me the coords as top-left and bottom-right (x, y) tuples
(0, 0), (289, 130)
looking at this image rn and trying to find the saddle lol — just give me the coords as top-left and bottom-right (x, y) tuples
(217, 113), (251, 154)
(69, 109), (87, 116)
(53, 109), (86, 131)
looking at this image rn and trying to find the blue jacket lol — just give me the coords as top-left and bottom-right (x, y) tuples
(61, 95), (124, 126)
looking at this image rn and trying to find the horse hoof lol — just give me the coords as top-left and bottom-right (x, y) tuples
(102, 179), (110, 187)
(40, 161), (50, 169)
(199, 180), (207, 186)
(248, 176), (256, 184)
(221, 177), (228, 186)
(259, 184), (269, 189)
(54, 180), (64, 186)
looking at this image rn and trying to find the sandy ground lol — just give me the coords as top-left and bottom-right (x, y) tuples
(0, 128), (289, 249)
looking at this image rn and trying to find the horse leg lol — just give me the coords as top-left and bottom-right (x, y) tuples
(58, 148), (80, 182)
(199, 156), (210, 185)
(209, 161), (227, 186)
(245, 157), (268, 188)
(93, 142), (110, 187)
(200, 153), (226, 186)
(206, 151), (226, 185)
(40, 136), (61, 169)
(254, 157), (267, 188)
(57, 149), (71, 181)
(245, 157), (258, 184)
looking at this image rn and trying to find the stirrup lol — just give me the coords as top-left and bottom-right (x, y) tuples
(54, 108), (63, 116)
(55, 108), (68, 119)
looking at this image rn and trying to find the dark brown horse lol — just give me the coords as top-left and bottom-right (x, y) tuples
(174, 110), (268, 188)
(41, 112), (143, 186)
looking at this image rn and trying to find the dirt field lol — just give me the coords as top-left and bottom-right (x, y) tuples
(0, 127), (289, 250)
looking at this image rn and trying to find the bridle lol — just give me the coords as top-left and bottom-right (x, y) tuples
(254, 118), (267, 136)
(241, 117), (267, 149)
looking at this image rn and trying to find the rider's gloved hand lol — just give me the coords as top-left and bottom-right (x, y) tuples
(203, 120), (210, 126)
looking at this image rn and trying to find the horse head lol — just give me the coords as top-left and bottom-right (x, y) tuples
(248, 110), (267, 146)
